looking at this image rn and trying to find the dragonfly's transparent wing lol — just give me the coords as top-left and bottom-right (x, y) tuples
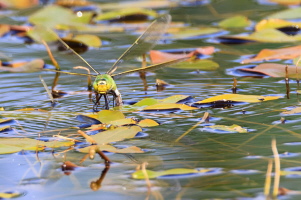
(106, 14), (171, 75)
(112, 57), (188, 79)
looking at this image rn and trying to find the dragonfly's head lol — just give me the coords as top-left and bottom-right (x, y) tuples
(93, 74), (117, 94)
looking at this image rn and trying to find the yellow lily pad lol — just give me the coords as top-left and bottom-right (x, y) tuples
(168, 27), (222, 39)
(206, 124), (248, 133)
(282, 107), (301, 114)
(71, 34), (102, 48)
(138, 119), (159, 127)
(197, 94), (280, 104)
(268, 7), (301, 19)
(96, 110), (125, 124)
(168, 59), (219, 70)
(255, 19), (301, 31)
(143, 103), (197, 111)
(132, 168), (211, 179)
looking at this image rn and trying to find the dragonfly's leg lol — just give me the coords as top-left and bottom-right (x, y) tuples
(104, 94), (109, 110)
(113, 89), (123, 106)
(93, 93), (102, 111)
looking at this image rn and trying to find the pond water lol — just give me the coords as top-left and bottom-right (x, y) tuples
(1, 0), (301, 199)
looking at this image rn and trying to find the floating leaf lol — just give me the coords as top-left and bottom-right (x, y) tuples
(132, 168), (211, 179)
(109, 118), (137, 126)
(99, 0), (177, 10)
(160, 95), (191, 104)
(134, 98), (159, 107)
(79, 144), (144, 153)
(168, 27), (222, 39)
(143, 103), (197, 111)
(196, 94), (280, 104)
(282, 107), (301, 114)
(268, 7), (301, 19)
(218, 15), (251, 28)
(206, 124), (248, 133)
(29, 5), (87, 29)
(0, 0), (39, 9)
(0, 126), (11, 132)
(255, 19), (301, 31)
(94, 8), (157, 21)
(93, 110), (125, 124)
(90, 125), (142, 144)
(71, 34), (102, 48)
(0, 59), (44, 73)
(242, 45), (301, 64)
(168, 59), (219, 70)
(239, 63), (301, 78)
(0, 138), (74, 154)
(0, 24), (10, 37)
(0, 191), (22, 198)
(219, 29), (299, 43)
(138, 119), (159, 127)
(0, 118), (13, 124)
(268, 0), (301, 5)
(150, 47), (215, 64)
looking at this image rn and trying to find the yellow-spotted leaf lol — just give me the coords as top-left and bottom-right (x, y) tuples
(79, 144), (144, 153)
(206, 124), (248, 133)
(138, 119), (159, 127)
(197, 94), (280, 104)
(91, 125), (142, 144)
(143, 103), (197, 111)
(218, 15), (251, 28)
(132, 168), (211, 179)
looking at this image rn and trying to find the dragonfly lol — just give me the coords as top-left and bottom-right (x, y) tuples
(42, 14), (187, 110)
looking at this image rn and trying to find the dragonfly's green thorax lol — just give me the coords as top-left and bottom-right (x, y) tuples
(93, 74), (117, 94)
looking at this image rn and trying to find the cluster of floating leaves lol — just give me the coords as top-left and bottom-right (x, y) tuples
(3, 0), (301, 199)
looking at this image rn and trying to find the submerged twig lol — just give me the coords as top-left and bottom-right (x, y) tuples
(39, 75), (55, 104)
(175, 112), (209, 143)
(272, 138), (280, 198)
(41, 40), (60, 70)
(285, 65), (290, 99)
(73, 66), (92, 91)
(232, 77), (237, 94)
(264, 159), (273, 197)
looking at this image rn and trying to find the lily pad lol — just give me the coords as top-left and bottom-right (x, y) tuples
(169, 59), (219, 70)
(268, 7), (301, 19)
(0, 59), (44, 73)
(239, 63), (301, 78)
(138, 119), (159, 127)
(94, 8), (157, 21)
(168, 27), (223, 39)
(255, 19), (301, 31)
(90, 125), (142, 144)
(0, 138), (74, 154)
(205, 124), (248, 133)
(282, 107), (301, 114)
(143, 103), (197, 111)
(132, 168), (211, 179)
(79, 144), (144, 154)
(196, 94), (280, 104)
(218, 15), (251, 28)
(92, 110), (125, 124)
(242, 45), (301, 64)
(218, 29), (300, 43)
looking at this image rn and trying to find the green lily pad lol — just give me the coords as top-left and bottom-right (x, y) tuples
(94, 8), (157, 21)
(0, 138), (74, 154)
(168, 27), (222, 39)
(268, 7), (301, 19)
(134, 98), (159, 107)
(218, 15), (251, 28)
(168, 59), (219, 70)
(90, 125), (142, 144)
(95, 110), (125, 124)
